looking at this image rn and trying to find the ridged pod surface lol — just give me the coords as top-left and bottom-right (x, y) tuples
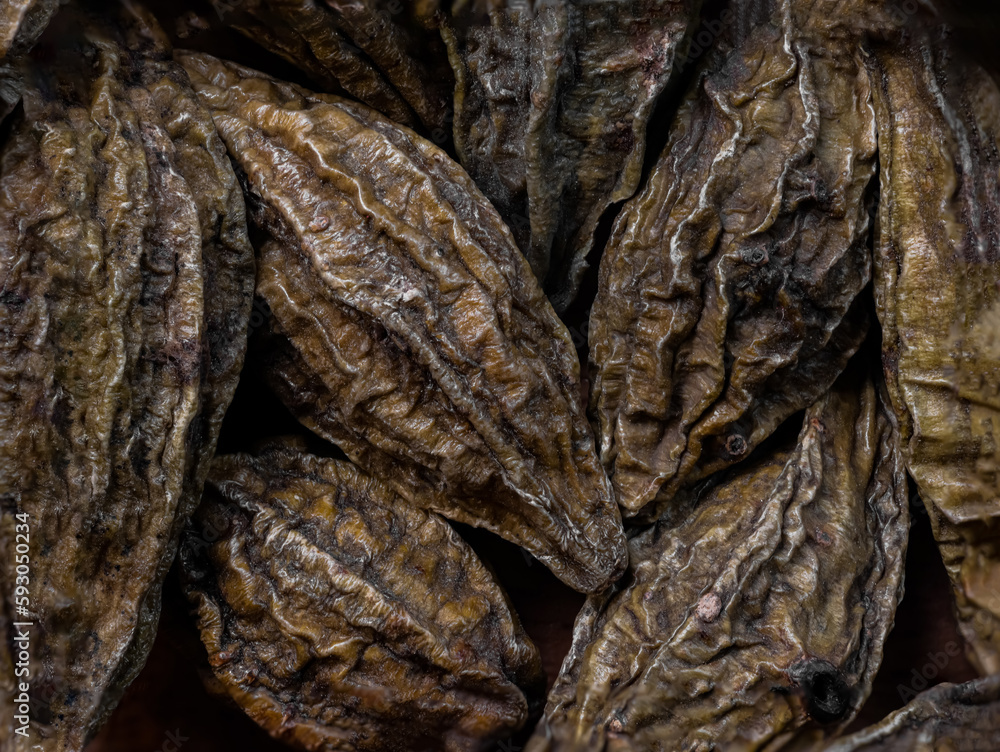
(868, 28), (1000, 676)
(525, 0), (700, 311)
(589, 0), (879, 519)
(0, 4), (254, 749)
(446, 0), (701, 310)
(180, 444), (545, 752)
(823, 674), (1000, 752)
(528, 366), (908, 751)
(206, 0), (453, 136)
(444, 2), (534, 252)
(179, 51), (627, 594)
(0, 0), (57, 122)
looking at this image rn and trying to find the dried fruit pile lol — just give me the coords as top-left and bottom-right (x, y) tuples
(1, 1), (998, 751)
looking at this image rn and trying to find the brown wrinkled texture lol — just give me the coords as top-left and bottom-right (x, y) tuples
(823, 674), (1000, 751)
(526, 0), (700, 311)
(444, 4), (533, 252)
(590, 0), (878, 519)
(206, 0), (452, 136)
(0, 60), (19, 122)
(868, 28), (1000, 677)
(528, 366), (909, 751)
(0, 0), (58, 122)
(178, 51), (627, 594)
(444, 0), (700, 310)
(0, 0), (58, 59)
(180, 444), (545, 752)
(0, 4), (254, 749)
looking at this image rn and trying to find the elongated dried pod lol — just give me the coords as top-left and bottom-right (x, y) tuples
(444, 3), (534, 253)
(868, 28), (1000, 676)
(590, 0), (878, 519)
(822, 674), (1000, 752)
(207, 0), (452, 137)
(528, 366), (909, 751)
(180, 444), (545, 752)
(525, 0), (701, 311)
(179, 51), (627, 594)
(0, 4), (254, 749)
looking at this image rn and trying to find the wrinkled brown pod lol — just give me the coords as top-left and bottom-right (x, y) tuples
(823, 674), (1000, 751)
(206, 0), (452, 137)
(589, 0), (879, 520)
(444, 2), (534, 253)
(179, 51), (627, 594)
(528, 364), (908, 751)
(525, 0), (701, 311)
(0, 0), (58, 59)
(180, 443), (545, 752)
(0, 4), (254, 749)
(868, 28), (1000, 676)
(445, 0), (700, 310)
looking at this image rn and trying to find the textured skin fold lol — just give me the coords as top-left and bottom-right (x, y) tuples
(0, 0), (58, 123)
(445, 0), (701, 311)
(525, 0), (701, 312)
(868, 27), (1000, 677)
(207, 0), (453, 135)
(444, 3), (534, 253)
(0, 0), (58, 59)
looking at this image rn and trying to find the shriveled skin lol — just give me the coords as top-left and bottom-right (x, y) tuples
(444, 3), (534, 253)
(206, 0), (452, 135)
(822, 674), (1000, 752)
(444, 0), (699, 302)
(0, 60), (18, 121)
(0, 5), (253, 750)
(180, 445), (546, 752)
(525, 0), (701, 312)
(0, 0), (58, 59)
(868, 29), (1000, 676)
(590, 0), (879, 520)
(179, 52), (627, 594)
(0, 0), (58, 122)
(528, 368), (909, 752)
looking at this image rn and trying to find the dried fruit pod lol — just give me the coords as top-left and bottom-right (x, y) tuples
(444, 4), (533, 252)
(525, 0), (700, 311)
(180, 444), (545, 752)
(206, 0), (452, 137)
(528, 366), (909, 751)
(0, 4), (254, 749)
(823, 674), (1000, 752)
(589, 0), (878, 519)
(179, 51), (627, 594)
(868, 28), (1000, 676)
